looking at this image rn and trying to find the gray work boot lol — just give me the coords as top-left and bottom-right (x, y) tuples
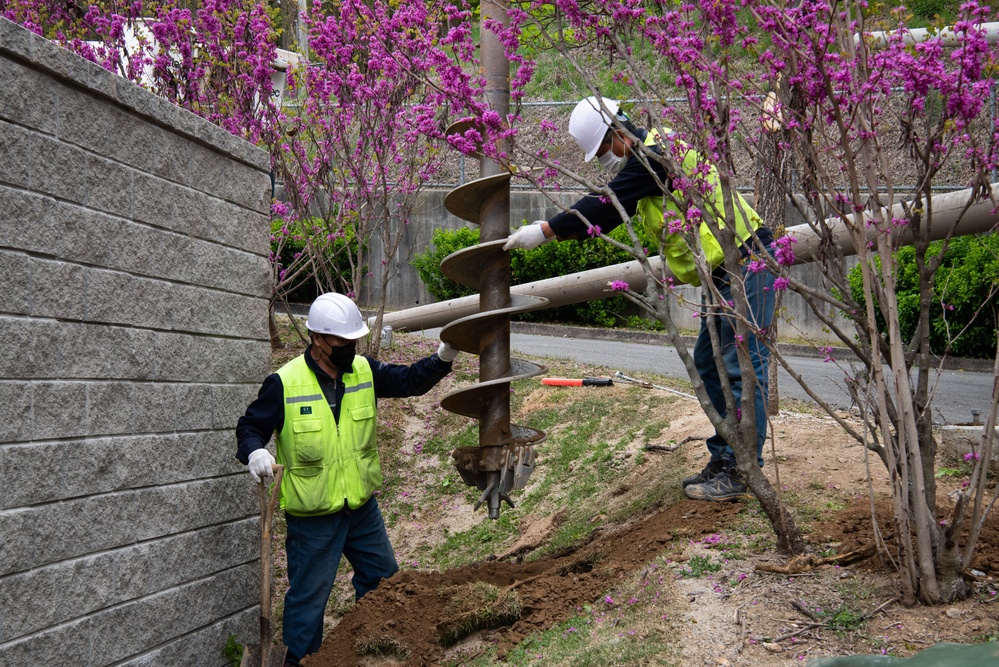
(681, 458), (727, 488)
(684, 467), (749, 502)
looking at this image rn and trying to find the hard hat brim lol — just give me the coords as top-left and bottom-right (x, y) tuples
(338, 324), (370, 340)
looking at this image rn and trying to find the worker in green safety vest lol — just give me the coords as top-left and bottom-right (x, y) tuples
(504, 96), (777, 503)
(236, 292), (458, 666)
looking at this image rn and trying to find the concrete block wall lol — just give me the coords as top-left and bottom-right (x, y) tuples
(0, 19), (272, 667)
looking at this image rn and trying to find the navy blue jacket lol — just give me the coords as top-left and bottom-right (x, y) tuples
(235, 346), (453, 464)
(548, 129), (671, 239)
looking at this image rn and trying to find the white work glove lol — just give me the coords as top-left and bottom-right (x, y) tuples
(437, 341), (459, 362)
(502, 220), (551, 251)
(247, 448), (275, 483)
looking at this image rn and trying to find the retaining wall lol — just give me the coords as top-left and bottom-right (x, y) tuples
(0, 19), (272, 666)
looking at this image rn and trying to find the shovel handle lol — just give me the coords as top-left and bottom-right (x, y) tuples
(257, 465), (283, 650)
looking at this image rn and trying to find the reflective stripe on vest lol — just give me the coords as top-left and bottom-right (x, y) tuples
(635, 130), (762, 286)
(275, 354), (379, 516)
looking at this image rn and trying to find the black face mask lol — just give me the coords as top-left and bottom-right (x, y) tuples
(323, 339), (356, 371)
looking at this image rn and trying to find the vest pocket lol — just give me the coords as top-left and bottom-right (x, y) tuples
(283, 465), (330, 515)
(348, 405), (376, 451)
(349, 405), (375, 421)
(291, 418), (324, 463)
(355, 450), (383, 492)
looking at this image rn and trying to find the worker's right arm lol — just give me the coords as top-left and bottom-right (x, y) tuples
(547, 149), (669, 240)
(235, 373), (284, 468)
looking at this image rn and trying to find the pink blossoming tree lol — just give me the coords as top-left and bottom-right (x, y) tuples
(269, 0), (479, 351)
(9, 0), (999, 605)
(467, 0), (999, 603)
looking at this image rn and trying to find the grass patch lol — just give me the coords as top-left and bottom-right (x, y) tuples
(818, 605), (867, 633)
(607, 471), (683, 524)
(416, 354), (687, 566)
(356, 635), (412, 659)
(501, 560), (682, 666)
(641, 419), (671, 444)
(436, 582), (523, 647)
(824, 498), (849, 512)
(429, 510), (522, 568)
(678, 555), (722, 578)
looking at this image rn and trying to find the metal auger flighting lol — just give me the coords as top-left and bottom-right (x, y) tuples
(438, 160), (549, 520)
(436, 0), (548, 519)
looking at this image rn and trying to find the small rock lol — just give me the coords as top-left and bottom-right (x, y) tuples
(945, 607), (962, 619)
(971, 569), (987, 579)
(762, 642), (783, 653)
(716, 658), (732, 666)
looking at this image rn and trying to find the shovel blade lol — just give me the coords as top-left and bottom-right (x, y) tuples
(239, 643), (288, 667)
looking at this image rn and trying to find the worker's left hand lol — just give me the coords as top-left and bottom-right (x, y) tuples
(503, 220), (551, 251)
(437, 341), (459, 362)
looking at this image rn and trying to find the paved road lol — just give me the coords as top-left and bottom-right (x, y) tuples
(417, 327), (994, 426)
(514, 332), (999, 425)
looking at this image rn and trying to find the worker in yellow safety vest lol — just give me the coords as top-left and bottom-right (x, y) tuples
(236, 292), (457, 666)
(504, 97), (776, 503)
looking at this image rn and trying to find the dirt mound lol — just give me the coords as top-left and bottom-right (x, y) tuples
(810, 496), (999, 575)
(269, 329), (999, 667)
(303, 500), (743, 666)
(301, 485), (999, 667)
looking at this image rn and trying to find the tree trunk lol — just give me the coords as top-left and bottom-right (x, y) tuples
(268, 303), (282, 351)
(281, 0), (297, 50)
(743, 462), (806, 555)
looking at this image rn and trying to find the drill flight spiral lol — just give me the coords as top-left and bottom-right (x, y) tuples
(438, 164), (549, 519)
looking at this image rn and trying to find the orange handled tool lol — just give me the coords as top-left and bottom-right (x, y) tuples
(542, 377), (613, 387)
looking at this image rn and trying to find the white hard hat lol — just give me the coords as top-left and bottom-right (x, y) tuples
(306, 293), (370, 339)
(569, 96), (619, 162)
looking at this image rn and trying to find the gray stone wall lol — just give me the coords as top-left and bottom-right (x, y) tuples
(0, 19), (272, 667)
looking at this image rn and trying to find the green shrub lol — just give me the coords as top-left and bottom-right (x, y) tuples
(413, 223), (656, 328)
(271, 218), (361, 302)
(908, 0), (960, 21)
(848, 234), (999, 359)
(412, 226), (481, 301)
(510, 224), (644, 327)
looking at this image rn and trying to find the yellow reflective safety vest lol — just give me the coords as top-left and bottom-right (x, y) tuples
(635, 131), (763, 286)
(274, 354), (379, 516)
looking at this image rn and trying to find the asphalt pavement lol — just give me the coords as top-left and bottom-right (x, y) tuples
(411, 321), (995, 426)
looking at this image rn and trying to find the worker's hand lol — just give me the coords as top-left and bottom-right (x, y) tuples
(437, 341), (459, 363)
(503, 220), (551, 251)
(248, 448), (276, 483)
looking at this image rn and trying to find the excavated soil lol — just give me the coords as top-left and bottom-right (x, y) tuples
(270, 331), (999, 667)
(304, 500), (745, 667)
(302, 484), (999, 667)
